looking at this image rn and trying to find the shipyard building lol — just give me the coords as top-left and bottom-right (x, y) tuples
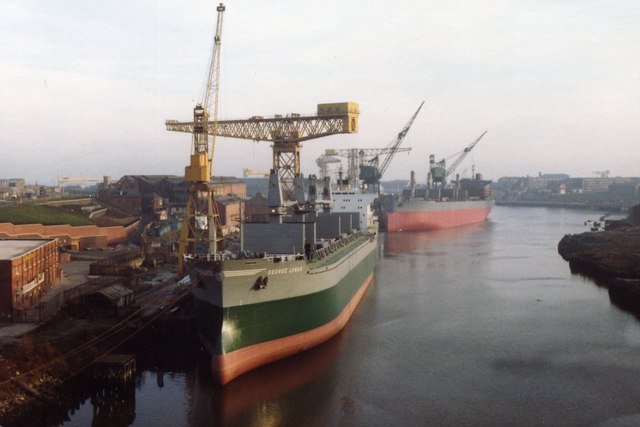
(0, 239), (62, 321)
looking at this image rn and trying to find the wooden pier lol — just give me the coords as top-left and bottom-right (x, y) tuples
(93, 354), (136, 382)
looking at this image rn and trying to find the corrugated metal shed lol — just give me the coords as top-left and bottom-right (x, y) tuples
(90, 284), (134, 308)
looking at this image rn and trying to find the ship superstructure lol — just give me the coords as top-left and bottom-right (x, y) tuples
(188, 170), (377, 384)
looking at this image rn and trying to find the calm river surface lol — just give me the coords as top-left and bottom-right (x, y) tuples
(54, 206), (640, 426)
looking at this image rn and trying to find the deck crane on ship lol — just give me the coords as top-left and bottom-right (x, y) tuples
(320, 146), (412, 190)
(427, 130), (488, 189)
(358, 101), (424, 193)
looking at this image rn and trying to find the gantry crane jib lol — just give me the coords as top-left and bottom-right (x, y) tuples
(168, 102), (359, 200)
(166, 113), (357, 143)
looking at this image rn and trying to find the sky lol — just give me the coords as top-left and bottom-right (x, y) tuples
(2, 0), (639, 186)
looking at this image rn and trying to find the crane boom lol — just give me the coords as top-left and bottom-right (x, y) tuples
(321, 147), (412, 185)
(378, 101), (424, 177)
(187, 3), (225, 182)
(445, 130), (487, 178)
(358, 101), (424, 192)
(177, 3), (225, 275)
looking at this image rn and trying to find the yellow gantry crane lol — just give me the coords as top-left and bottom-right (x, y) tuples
(175, 3), (225, 275)
(168, 4), (359, 274)
(167, 103), (359, 200)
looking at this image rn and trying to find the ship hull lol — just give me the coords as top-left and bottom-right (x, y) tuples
(192, 233), (378, 384)
(386, 199), (493, 232)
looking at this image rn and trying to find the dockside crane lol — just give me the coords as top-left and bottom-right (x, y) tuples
(358, 101), (424, 193)
(167, 103), (359, 201)
(176, 3), (225, 275)
(428, 130), (488, 187)
(242, 168), (270, 178)
(316, 154), (342, 180)
(320, 146), (412, 187)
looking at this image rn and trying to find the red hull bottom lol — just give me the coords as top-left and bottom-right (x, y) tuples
(207, 272), (374, 385)
(386, 206), (492, 232)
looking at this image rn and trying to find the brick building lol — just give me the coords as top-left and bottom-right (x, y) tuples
(0, 239), (62, 321)
(98, 175), (246, 224)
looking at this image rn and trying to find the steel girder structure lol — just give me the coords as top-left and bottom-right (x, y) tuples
(166, 114), (356, 200)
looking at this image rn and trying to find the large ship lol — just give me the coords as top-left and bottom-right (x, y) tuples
(188, 172), (378, 385)
(382, 179), (494, 232)
(381, 131), (493, 232)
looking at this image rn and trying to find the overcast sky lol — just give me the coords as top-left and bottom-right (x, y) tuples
(2, 0), (639, 185)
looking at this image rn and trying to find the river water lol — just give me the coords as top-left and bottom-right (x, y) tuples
(46, 206), (640, 426)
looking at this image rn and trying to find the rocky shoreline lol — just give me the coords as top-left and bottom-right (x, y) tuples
(558, 222), (640, 308)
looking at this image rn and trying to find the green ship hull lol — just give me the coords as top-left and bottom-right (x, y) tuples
(191, 230), (378, 384)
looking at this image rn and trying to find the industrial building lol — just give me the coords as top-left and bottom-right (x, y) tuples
(0, 239), (62, 321)
(497, 174), (640, 195)
(98, 175), (245, 220)
(0, 178), (25, 200)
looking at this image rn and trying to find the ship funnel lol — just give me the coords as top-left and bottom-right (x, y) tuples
(267, 169), (285, 222)
(293, 173), (306, 204)
(321, 176), (333, 213)
(308, 174), (318, 202)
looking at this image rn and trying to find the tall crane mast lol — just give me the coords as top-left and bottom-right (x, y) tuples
(177, 3), (225, 275)
(359, 101), (424, 192)
(167, 103), (359, 200)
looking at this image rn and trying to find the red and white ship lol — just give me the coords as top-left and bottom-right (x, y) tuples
(384, 196), (493, 232)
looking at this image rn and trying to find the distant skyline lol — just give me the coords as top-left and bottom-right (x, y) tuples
(2, 0), (639, 185)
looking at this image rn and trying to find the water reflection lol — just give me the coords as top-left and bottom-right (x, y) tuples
(91, 380), (136, 427)
(2, 371), (136, 427)
(198, 326), (347, 426)
(569, 264), (640, 321)
(383, 222), (488, 254)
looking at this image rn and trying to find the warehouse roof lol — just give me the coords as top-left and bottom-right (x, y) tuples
(0, 239), (56, 260)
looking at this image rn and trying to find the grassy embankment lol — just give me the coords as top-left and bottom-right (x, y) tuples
(0, 204), (94, 226)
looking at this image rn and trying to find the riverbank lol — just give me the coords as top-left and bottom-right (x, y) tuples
(497, 199), (630, 212)
(558, 223), (640, 307)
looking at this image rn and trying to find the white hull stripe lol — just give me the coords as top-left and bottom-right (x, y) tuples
(222, 269), (267, 277)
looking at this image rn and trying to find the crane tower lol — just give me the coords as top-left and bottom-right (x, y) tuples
(177, 3), (225, 275)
